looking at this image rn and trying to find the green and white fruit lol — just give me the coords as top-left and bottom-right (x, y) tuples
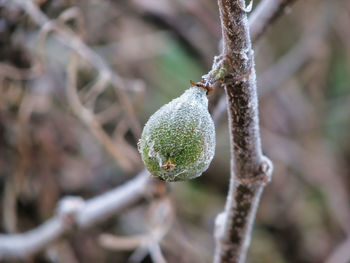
(139, 86), (216, 182)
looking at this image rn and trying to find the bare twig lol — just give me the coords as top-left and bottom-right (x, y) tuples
(212, 1), (273, 262)
(259, 30), (326, 96)
(262, 128), (350, 263)
(212, 33), (322, 126)
(262, 128), (350, 234)
(10, 0), (142, 140)
(209, 0), (299, 117)
(22, 4), (142, 171)
(95, 103), (122, 124)
(149, 243), (167, 263)
(2, 178), (17, 233)
(66, 52), (141, 172)
(212, 95), (227, 125)
(99, 197), (173, 263)
(0, 61), (42, 80)
(214, 6), (327, 129)
(0, 1), (306, 262)
(0, 171), (153, 259)
(249, 0), (298, 43)
(99, 234), (146, 251)
(0, 217), (69, 260)
(326, 237), (350, 263)
(47, 240), (79, 263)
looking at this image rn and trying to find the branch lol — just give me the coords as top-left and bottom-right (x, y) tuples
(66, 51), (140, 172)
(209, 0), (299, 117)
(258, 27), (326, 96)
(10, 0), (142, 141)
(0, 1), (298, 262)
(99, 197), (173, 263)
(212, 1), (273, 262)
(0, 171), (165, 260)
(326, 237), (350, 263)
(249, 0), (298, 43)
(7, 1), (145, 172)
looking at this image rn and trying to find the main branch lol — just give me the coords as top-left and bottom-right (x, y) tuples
(213, 0), (273, 262)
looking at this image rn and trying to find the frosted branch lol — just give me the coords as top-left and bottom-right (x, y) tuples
(0, 171), (156, 260)
(213, 0), (273, 262)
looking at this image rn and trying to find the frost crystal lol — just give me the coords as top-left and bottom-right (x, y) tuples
(139, 86), (216, 182)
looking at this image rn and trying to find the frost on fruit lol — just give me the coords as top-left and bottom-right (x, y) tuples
(139, 86), (216, 182)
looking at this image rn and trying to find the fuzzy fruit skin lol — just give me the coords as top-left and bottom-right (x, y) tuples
(139, 86), (216, 182)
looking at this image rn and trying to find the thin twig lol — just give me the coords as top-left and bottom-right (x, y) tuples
(213, 3), (325, 126)
(262, 127), (350, 263)
(262, 128), (350, 235)
(249, 0), (298, 43)
(0, 1), (301, 262)
(259, 30), (326, 96)
(0, 61), (42, 80)
(2, 178), (17, 233)
(27, 5), (143, 171)
(209, 0), (299, 116)
(325, 237), (350, 263)
(66, 52), (140, 172)
(95, 103), (122, 124)
(48, 240), (80, 263)
(212, 33), (322, 126)
(149, 243), (167, 263)
(10, 0), (142, 140)
(212, 1), (273, 262)
(99, 197), (173, 263)
(99, 234), (146, 251)
(0, 171), (153, 260)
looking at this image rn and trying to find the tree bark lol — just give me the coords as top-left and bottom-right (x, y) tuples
(213, 1), (273, 262)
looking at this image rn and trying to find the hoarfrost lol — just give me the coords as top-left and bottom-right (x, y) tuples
(139, 86), (216, 182)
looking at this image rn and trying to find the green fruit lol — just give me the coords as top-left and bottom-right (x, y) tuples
(139, 86), (216, 182)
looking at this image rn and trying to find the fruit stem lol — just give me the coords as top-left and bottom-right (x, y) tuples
(190, 80), (213, 95)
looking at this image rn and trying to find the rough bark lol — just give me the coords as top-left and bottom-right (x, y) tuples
(213, 1), (273, 262)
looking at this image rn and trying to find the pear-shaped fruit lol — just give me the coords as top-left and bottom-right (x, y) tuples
(139, 86), (216, 182)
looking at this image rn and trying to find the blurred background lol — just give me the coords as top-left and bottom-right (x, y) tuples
(0, 0), (349, 262)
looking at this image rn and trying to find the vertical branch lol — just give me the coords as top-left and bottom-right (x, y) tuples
(213, 1), (273, 263)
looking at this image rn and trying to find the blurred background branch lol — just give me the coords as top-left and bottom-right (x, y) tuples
(0, 171), (166, 259)
(249, 0), (298, 43)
